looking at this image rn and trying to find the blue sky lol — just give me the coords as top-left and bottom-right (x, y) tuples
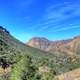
(0, 0), (80, 42)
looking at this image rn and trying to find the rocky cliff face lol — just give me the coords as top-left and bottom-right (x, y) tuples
(27, 36), (80, 55)
(27, 37), (50, 51)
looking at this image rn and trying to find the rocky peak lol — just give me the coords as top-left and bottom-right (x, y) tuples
(27, 37), (50, 50)
(27, 37), (72, 51)
(74, 35), (80, 39)
(27, 35), (80, 55)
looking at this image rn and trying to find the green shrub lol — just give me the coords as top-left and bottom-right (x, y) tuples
(9, 54), (31, 80)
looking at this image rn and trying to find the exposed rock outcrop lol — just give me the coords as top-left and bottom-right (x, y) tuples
(27, 36), (80, 55)
(27, 37), (50, 51)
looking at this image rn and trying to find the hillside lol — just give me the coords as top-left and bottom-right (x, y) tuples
(0, 26), (54, 58)
(55, 68), (80, 80)
(0, 26), (80, 80)
(27, 36), (80, 55)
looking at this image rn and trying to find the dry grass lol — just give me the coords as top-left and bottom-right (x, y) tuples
(0, 67), (11, 76)
(55, 68), (80, 80)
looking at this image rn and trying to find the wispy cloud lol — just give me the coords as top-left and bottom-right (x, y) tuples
(32, 1), (80, 32)
(44, 2), (80, 19)
(48, 25), (80, 33)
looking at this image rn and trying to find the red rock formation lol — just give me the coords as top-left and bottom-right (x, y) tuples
(27, 36), (80, 55)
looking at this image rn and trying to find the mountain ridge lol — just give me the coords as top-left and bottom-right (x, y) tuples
(27, 36), (80, 55)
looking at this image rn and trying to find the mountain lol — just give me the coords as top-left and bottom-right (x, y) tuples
(0, 26), (50, 56)
(27, 37), (50, 51)
(0, 26), (55, 79)
(27, 36), (80, 55)
(0, 26), (80, 80)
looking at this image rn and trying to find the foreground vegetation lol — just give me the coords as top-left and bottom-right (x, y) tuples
(0, 41), (80, 80)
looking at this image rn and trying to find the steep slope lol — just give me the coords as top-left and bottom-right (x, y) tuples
(27, 36), (80, 55)
(0, 26), (53, 58)
(55, 68), (80, 80)
(0, 26), (56, 79)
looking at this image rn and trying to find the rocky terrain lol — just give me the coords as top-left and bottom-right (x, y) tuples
(27, 36), (80, 55)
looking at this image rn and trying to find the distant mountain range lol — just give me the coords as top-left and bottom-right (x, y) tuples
(27, 36), (80, 55)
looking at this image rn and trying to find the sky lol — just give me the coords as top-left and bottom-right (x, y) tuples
(0, 0), (80, 42)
